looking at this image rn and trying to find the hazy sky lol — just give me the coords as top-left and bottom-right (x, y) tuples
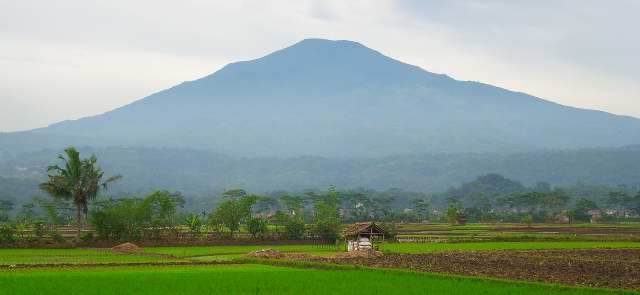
(1, 0), (639, 132)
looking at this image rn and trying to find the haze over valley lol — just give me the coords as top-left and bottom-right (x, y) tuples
(1, 39), (639, 200)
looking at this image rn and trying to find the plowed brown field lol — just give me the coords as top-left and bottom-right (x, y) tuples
(315, 249), (640, 290)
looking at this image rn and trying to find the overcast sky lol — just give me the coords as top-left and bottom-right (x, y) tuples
(1, 0), (639, 132)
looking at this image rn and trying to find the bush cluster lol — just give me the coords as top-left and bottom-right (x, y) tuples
(90, 191), (184, 241)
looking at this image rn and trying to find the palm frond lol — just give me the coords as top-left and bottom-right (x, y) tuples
(102, 175), (122, 189)
(39, 176), (72, 200)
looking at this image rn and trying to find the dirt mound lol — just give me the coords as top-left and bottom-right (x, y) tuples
(335, 249), (383, 259)
(112, 242), (140, 252)
(247, 249), (284, 259)
(282, 253), (321, 259)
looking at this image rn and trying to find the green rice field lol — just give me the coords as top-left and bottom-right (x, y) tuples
(0, 249), (178, 265)
(141, 244), (339, 257)
(1, 239), (639, 293)
(0, 264), (634, 295)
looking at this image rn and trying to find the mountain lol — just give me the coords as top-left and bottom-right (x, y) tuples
(2, 38), (640, 157)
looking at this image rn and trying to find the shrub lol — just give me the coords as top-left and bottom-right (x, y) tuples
(284, 216), (306, 240)
(15, 223), (28, 241)
(51, 231), (66, 243)
(247, 217), (268, 239)
(0, 223), (17, 244)
(207, 222), (228, 239)
(89, 191), (184, 241)
(521, 214), (534, 227)
(184, 213), (202, 239)
(32, 220), (47, 240)
(80, 232), (94, 243)
(90, 191), (183, 241)
(90, 198), (143, 241)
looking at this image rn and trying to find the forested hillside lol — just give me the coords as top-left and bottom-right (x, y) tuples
(1, 146), (638, 203)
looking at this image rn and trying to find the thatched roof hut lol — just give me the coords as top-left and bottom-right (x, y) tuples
(342, 222), (388, 252)
(343, 222), (387, 238)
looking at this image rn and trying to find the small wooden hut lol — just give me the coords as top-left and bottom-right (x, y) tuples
(342, 222), (387, 252)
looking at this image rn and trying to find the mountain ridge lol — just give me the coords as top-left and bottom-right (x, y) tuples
(2, 38), (640, 157)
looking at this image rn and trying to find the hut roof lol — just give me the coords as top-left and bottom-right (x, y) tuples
(342, 222), (387, 238)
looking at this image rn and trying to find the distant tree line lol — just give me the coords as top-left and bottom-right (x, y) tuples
(2, 148), (640, 245)
(434, 174), (640, 224)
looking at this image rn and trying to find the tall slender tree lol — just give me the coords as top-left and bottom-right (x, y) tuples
(39, 147), (121, 240)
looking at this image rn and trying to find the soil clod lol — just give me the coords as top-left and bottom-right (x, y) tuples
(111, 242), (140, 253)
(247, 249), (284, 259)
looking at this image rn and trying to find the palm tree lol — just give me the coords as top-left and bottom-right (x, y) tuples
(39, 147), (121, 241)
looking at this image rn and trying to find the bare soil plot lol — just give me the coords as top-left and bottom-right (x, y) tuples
(395, 224), (640, 243)
(498, 226), (640, 235)
(315, 249), (640, 291)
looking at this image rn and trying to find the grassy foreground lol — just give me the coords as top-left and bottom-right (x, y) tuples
(381, 241), (640, 253)
(0, 264), (635, 295)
